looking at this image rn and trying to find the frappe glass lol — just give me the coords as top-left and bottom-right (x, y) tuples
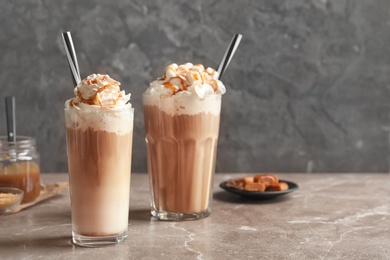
(143, 63), (225, 221)
(65, 74), (133, 246)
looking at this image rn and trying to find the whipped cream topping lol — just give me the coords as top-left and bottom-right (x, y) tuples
(145, 63), (226, 99)
(65, 74), (131, 110)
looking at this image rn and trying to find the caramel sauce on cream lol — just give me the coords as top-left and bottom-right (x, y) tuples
(69, 74), (126, 109)
(76, 83), (120, 106)
(160, 63), (221, 95)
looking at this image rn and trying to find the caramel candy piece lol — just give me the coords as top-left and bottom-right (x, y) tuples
(266, 182), (289, 191)
(226, 179), (245, 190)
(225, 180), (235, 188)
(225, 174), (288, 193)
(254, 174), (278, 187)
(244, 182), (266, 192)
(241, 176), (254, 184)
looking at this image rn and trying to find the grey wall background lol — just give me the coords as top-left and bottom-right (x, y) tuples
(1, 0), (390, 173)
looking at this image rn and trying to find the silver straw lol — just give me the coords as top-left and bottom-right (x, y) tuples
(5, 96), (16, 143)
(61, 31), (81, 86)
(217, 33), (243, 80)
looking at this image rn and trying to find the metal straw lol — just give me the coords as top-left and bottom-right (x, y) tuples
(5, 96), (16, 143)
(217, 33), (243, 80)
(61, 31), (81, 86)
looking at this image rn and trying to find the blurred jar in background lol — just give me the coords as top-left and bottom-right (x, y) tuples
(0, 136), (40, 202)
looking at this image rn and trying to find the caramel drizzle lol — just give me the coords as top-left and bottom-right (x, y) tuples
(200, 72), (207, 84)
(73, 82), (122, 108)
(163, 76), (188, 94)
(211, 80), (218, 91)
(163, 65), (177, 80)
(163, 83), (177, 93)
(189, 71), (199, 81)
(161, 64), (219, 95)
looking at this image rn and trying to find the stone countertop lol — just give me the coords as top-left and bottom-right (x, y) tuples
(0, 173), (389, 259)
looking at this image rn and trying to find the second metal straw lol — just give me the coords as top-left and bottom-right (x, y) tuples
(61, 31), (81, 87)
(217, 33), (243, 80)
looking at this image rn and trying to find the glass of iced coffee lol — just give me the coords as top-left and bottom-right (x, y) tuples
(65, 74), (133, 246)
(143, 63), (226, 221)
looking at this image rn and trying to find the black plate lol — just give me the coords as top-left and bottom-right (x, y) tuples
(219, 179), (299, 200)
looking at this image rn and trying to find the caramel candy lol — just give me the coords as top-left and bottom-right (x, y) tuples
(225, 174), (289, 193)
(226, 180), (244, 190)
(239, 176), (254, 184)
(244, 182), (266, 192)
(266, 182), (289, 191)
(254, 174), (278, 187)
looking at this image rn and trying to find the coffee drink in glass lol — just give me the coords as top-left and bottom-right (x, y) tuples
(65, 74), (133, 246)
(143, 63), (225, 221)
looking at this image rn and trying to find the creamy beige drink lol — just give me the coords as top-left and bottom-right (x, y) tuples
(65, 74), (133, 246)
(144, 63), (225, 220)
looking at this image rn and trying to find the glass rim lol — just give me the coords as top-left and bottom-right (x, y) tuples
(0, 136), (37, 151)
(64, 106), (134, 113)
(0, 136), (36, 144)
(142, 92), (223, 99)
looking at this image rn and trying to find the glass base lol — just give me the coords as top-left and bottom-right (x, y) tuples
(72, 229), (128, 247)
(151, 207), (211, 221)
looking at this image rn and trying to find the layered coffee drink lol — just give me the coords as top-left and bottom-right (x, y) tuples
(144, 63), (225, 220)
(65, 74), (133, 246)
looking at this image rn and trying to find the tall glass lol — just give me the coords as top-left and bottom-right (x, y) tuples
(143, 94), (221, 221)
(65, 107), (133, 247)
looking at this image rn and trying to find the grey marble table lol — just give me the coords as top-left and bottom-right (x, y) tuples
(1, 173), (389, 259)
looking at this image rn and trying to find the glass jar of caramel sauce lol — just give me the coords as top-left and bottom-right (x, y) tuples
(0, 136), (40, 203)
